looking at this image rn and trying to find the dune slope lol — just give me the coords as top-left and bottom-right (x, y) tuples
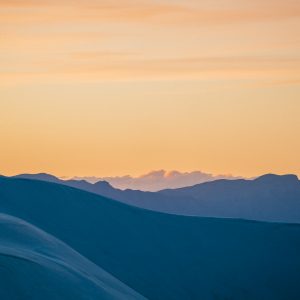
(0, 213), (145, 300)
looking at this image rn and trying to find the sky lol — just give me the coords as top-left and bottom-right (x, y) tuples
(0, 0), (300, 178)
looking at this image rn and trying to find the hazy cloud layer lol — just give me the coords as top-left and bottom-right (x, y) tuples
(72, 170), (243, 191)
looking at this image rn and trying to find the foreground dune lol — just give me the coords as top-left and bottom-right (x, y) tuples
(0, 213), (145, 300)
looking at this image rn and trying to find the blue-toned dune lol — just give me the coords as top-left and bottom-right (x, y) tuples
(0, 177), (300, 299)
(0, 213), (145, 300)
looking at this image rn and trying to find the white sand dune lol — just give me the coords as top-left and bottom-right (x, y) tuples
(0, 213), (145, 300)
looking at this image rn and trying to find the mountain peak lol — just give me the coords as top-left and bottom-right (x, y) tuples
(94, 180), (114, 189)
(14, 173), (60, 183)
(254, 174), (299, 184)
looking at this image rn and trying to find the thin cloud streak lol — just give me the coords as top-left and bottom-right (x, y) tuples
(1, 0), (299, 26)
(1, 54), (299, 85)
(1, 0), (299, 86)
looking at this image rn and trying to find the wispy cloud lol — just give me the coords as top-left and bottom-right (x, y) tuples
(1, 53), (299, 86)
(1, 0), (299, 86)
(1, 0), (299, 25)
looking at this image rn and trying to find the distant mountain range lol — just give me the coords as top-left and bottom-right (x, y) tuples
(0, 176), (300, 299)
(12, 172), (300, 223)
(72, 170), (243, 191)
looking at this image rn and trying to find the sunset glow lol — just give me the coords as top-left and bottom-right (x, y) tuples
(1, 0), (299, 177)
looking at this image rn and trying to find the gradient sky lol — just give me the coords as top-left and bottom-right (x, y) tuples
(0, 0), (300, 177)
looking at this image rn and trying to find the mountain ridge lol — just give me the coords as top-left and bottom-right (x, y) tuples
(7, 172), (300, 223)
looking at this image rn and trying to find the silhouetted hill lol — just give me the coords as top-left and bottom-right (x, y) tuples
(13, 172), (118, 195)
(13, 173), (300, 223)
(255, 173), (299, 184)
(12, 173), (182, 213)
(159, 174), (300, 222)
(14, 173), (61, 183)
(0, 177), (300, 299)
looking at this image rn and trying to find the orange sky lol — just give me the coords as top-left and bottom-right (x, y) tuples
(0, 0), (299, 177)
